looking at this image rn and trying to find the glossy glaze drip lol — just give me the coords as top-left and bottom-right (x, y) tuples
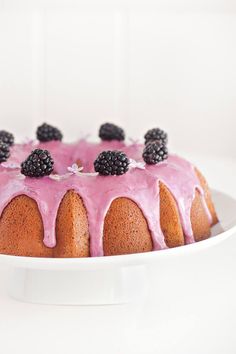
(0, 140), (212, 256)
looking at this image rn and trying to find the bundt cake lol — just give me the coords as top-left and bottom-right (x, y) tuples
(0, 123), (218, 257)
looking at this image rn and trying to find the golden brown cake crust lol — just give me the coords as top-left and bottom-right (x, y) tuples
(195, 168), (218, 226)
(159, 167), (218, 247)
(103, 197), (153, 256)
(0, 195), (52, 257)
(160, 182), (185, 248)
(191, 190), (211, 242)
(103, 168), (218, 252)
(53, 190), (90, 258)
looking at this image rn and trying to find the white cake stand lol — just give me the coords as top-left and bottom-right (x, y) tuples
(0, 189), (235, 305)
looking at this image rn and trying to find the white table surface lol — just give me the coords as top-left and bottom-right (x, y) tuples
(0, 154), (235, 354)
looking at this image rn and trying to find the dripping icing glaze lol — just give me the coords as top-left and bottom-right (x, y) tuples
(0, 139), (212, 256)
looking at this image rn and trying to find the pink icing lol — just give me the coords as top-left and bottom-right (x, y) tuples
(0, 139), (212, 256)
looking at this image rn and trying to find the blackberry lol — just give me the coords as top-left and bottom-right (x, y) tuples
(36, 123), (63, 142)
(21, 149), (54, 177)
(0, 130), (14, 146)
(142, 141), (168, 165)
(94, 150), (129, 176)
(99, 123), (125, 141)
(0, 141), (10, 163)
(144, 128), (168, 145)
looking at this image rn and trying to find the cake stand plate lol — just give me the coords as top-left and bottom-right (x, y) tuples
(0, 189), (235, 305)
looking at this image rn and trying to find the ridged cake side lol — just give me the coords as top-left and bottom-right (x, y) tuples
(53, 190), (90, 258)
(103, 197), (153, 256)
(103, 170), (218, 255)
(0, 195), (52, 257)
(159, 182), (185, 248)
(195, 168), (218, 226)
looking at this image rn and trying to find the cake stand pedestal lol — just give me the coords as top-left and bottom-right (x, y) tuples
(7, 264), (148, 305)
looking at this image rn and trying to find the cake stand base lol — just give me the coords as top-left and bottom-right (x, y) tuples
(7, 265), (148, 305)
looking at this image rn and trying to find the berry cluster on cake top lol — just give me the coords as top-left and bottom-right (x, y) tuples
(0, 122), (169, 178)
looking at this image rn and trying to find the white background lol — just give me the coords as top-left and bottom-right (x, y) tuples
(0, 0), (236, 157)
(0, 1), (236, 353)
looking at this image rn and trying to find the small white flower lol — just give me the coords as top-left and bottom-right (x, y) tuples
(67, 164), (98, 177)
(1, 162), (21, 169)
(49, 164), (99, 181)
(129, 159), (146, 170)
(67, 164), (83, 174)
(22, 137), (39, 146)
